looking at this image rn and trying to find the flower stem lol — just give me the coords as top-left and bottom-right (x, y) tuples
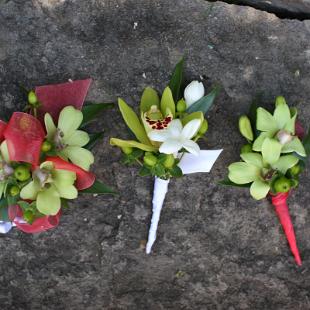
(135, 158), (143, 167)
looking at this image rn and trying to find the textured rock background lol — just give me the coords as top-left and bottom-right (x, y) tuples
(0, 0), (310, 309)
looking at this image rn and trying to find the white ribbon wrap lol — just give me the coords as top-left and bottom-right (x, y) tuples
(146, 149), (222, 254)
(0, 221), (13, 234)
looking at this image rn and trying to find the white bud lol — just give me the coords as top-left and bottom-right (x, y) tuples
(276, 130), (293, 145)
(184, 80), (205, 108)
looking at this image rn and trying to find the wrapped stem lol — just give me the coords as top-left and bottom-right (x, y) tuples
(271, 192), (302, 266)
(146, 177), (170, 254)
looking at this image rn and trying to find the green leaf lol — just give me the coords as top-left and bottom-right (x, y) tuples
(118, 98), (152, 145)
(168, 57), (184, 102)
(0, 198), (8, 208)
(140, 87), (160, 113)
(160, 87), (175, 117)
(170, 165), (183, 178)
(110, 138), (157, 152)
(84, 132), (104, 150)
(0, 207), (9, 221)
(186, 86), (220, 115)
(303, 128), (310, 157)
(80, 180), (116, 195)
(218, 178), (251, 188)
(154, 164), (165, 178)
(81, 103), (114, 126)
(139, 166), (152, 177)
(7, 195), (19, 207)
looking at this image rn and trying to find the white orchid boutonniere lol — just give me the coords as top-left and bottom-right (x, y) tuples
(110, 58), (222, 253)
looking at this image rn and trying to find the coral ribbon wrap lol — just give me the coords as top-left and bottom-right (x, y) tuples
(270, 192), (302, 266)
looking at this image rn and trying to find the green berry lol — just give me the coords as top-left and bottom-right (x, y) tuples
(241, 144), (252, 154)
(163, 154), (175, 168)
(28, 91), (38, 106)
(288, 164), (301, 176)
(121, 147), (133, 155)
(198, 119), (209, 135)
(23, 210), (34, 223)
(143, 154), (157, 167)
(176, 99), (187, 113)
(274, 176), (291, 193)
(9, 185), (20, 196)
(14, 165), (31, 182)
(41, 141), (52, 152)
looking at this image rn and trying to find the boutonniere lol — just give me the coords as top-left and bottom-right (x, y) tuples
(222, 96), (309, 265)
(111, 59), (222, 253)
(0, 79), (114, 234)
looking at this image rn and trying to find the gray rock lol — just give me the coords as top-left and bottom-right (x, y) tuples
(0, 0), (310, 309)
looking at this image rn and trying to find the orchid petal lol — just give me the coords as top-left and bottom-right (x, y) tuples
(261, 138), (282, 165)
(240, 152), (264, 168)
(159, 138), (182, 154)
(62, 146), (94, 171)
(181, 119), (201, 140)
(252, 132), (274, 152)
(58, 106), (83, 137)
(20, 180), (40, 200)
(55, 184), (78, 199)
(53, 169), (76, 188)
(228, 162), (260, 184)
(281, 137), (306, 157)
(272, 155), (299, 174)
(250, 180), (270, 200)
(148, 130), (171, 142)
(44, 113), (57, 140)
(273, 102), (291, 129)
(63, 130), (90, 147)
(167, 119), (182, 137)
(256, 107), (278, 132)
(0, 141), (10, 163)
(37, 184), (61, 216)
(182, 139), (200, 156)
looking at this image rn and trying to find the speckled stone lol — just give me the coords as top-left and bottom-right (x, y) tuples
(0, 0), (310, 309)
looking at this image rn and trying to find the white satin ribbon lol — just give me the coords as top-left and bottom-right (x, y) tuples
(146, 149), (222, 254)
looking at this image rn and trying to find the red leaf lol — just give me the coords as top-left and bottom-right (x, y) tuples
(35, 79), (92, 122)
(4, 112), (45, 165)
(0, 121), (7, 142)
(46, 156), (95, 190)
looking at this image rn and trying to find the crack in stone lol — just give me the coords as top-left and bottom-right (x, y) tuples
(205, 0), (310, 20)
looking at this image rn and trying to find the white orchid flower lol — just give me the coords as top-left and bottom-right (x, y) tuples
(184, 80), (205, 108)
(148, 119), (201, 155)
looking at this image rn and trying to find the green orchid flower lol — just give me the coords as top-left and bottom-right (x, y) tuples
(20, 161), (78, 215)
(252, 97), (306, 162)
(0, 141), (14, 198)
(228, 149), (299, 200)
(44, 106), (94, 171)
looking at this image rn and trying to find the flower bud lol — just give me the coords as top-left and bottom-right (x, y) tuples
(143, 154), (157, 167)
(288, 164), (301, 176)
(176, 99), (187, 112)
(238, 115), (253, 141)
(275, 96), (286, 107)
(198, 119), (208, 135)
(276, 129), (293, 145)
(241, 144), (252, 154)
(28, 91), (38, 106)
(41, 141), (52, 152)
(184, 81), (205, 108)
(163, 154), (175, 168)
(14, 165), (31, 182)
(121, 146), (133, 155)
(9, 185), (20, 196)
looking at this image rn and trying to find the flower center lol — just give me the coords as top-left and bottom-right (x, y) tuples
(34, 168), (52, 188)
(262, 168), (275, 181)
(276, 129), (293, 145)
(144, 105), (172, 130)
(0, 162), (14, 181)
(53, 128), (68, 151)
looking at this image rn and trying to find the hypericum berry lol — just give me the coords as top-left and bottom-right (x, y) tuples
(163, 154), (175, 168)
(241, 144), (252, 154)
(9, 185), (20, 196)
(41, 141), (52, 152)
(198, 119), (209, 135)
(121, 147), (133, 155)
(176, 99), (187, 113)
(143, 154), (157, 167)
(288, 164), (301, 176)
(28, 91), (38, 106)
(14, 165), (31, 182)
(274, 176), (291, 193)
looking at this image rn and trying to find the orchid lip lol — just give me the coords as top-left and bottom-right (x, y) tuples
(33, 168), (51, 188)
(53, 128), (68, 151)
(276, 129), (293, 145)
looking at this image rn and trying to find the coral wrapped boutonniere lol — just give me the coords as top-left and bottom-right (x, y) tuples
(110, 59), (222, 253)
(0, 79), (114, 234)
(222, 96), (310, 265)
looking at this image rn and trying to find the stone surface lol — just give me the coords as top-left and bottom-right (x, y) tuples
(0, 0), (310, 309)
(212, 0), (310, 19)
